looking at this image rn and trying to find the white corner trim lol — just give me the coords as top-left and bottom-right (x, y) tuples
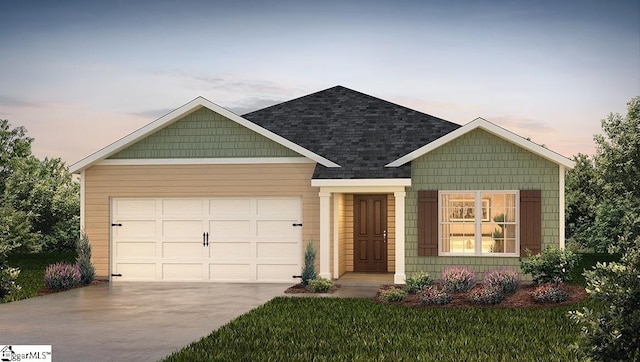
(311, 178), (411, 187)
(69, 96), (339, 174)
(79, 170), (85, 232)
(385, 118), (575, 169)
(97, 157), (315, 166)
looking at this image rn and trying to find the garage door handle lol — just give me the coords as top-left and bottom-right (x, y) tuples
(203, 232), (209, 247)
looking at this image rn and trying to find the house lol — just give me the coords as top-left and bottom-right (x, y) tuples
(69, 86), (575, 284)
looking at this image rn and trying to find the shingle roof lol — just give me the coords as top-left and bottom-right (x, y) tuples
(242, 86), (461, 179)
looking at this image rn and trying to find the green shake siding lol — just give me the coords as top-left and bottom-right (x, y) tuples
(406, 129), (560, 280)
(109, 107), (302, 159)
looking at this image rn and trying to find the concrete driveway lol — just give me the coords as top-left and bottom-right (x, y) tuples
(0, 282), (288, 361)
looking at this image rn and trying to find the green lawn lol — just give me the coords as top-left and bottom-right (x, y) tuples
(4, 251), (76, 302)
(164, 297), (596, 361)
(164, 253), (617, 361)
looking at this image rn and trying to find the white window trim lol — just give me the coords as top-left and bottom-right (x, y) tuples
(438, 190), (520, 257)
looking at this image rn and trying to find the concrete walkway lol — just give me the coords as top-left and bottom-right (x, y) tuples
(0, 282), (381, 361)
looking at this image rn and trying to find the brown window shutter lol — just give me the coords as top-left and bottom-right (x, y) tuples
(418, 190), (438, 256)
(520, 190), (541, 256)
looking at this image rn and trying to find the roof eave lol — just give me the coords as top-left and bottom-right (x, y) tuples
(69, 96), (340, 174)
(385, 118), (575, 169)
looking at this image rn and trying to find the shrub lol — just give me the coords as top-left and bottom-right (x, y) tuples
(520, 246), (580, 285)
(44, 262), (80, 291)
(483, 268), (520, 294)
(378, 287), (407, 303)
(570, 238), (640, 361)
(469, 287), (505, 305)
(531, 283), (569, 303)
(419, 286), (453, 305)
(76, 232), (95, 286)
(405, 272), (434, 293)
(441, 266), (476, 293)
(306, 278), (334, 293)
(301, 240), (317, 287)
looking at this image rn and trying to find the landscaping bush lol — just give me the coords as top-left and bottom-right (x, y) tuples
(570, 238), (640, 361)
(44, 262), (80, 291)
(378, 287), (407, 303)
(301, 240), (317, 286)
(405, 271), (434, 293)
(520, 246), (580, 285)
(483, 268), (520, 294)
(469, 287), (505, 305)
(306, 278), (334, 293)
(419, 286), (452, 305)
(76, 232), (95, 285)
(441, 266), (476, 293)
(531, 283), (569, 303)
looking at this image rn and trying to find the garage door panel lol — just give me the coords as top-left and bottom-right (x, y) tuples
(162, 199), (203, 215)
(256, 264), (298, 282)
(114, 199), (157, 216)
(257, 242), (299, 259)
(209, 264), (252, 281)
(210, 242), (251, 259)
(116, 263), (155, 280)
(256, 199), (300, 217)
(163, 242), (203, 258)
(209, 199), (252, 215)
(116, 242), (156, 258)
(257, 220), (299, 238)
(163, 220), (203, 238)
(162, 264), (202, 280)
(210, 220), (252, 237)
(115, 221), (157, 238)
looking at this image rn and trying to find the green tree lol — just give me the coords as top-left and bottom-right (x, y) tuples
(566, 97), (640, 252)
(0, 119), (33, 195)
(3, 156), (80, 251)
(565, 153), (599, 250)
(570, 238), (640, 361)
(591, 97), (640, 252)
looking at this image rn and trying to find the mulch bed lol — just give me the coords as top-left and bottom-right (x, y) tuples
(375, 283), (588, 308)
(284, 283), (342, 294)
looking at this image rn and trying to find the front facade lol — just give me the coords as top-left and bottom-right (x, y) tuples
(71, 86), (574, 284)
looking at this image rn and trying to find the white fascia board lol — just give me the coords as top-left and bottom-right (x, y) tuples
(69, 96), (339, 174)
(311, 179), (412, 187)
(386, 118), (575, 169)
(97, 158), (315, 166)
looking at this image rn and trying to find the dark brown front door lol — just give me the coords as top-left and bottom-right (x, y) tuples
(354, 194), (388, 272)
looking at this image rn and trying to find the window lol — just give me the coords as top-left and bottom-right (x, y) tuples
(440, 191), (518, 256)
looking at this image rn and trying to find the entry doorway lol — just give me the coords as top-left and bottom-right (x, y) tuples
(353, 194), (388, 272)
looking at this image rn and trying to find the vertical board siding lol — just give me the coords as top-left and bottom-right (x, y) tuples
(109, 107), (301, 159)
(407, 129), (560, 280)
(84, 163), (318, 277)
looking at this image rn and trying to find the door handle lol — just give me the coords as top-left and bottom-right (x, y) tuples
(206, 232), (209, 246)
(383, 230), (387, 243)
(203, 232), (206, 246)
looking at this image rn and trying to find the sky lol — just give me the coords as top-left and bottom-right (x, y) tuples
(1, 0), (638, 166)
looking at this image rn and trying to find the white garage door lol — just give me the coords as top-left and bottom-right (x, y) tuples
(111, 197), (302, 282)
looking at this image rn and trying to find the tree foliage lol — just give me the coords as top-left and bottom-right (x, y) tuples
(566, 97), (640, 252)
(570, 238), (640, 361)
(0, 119), (79, 252)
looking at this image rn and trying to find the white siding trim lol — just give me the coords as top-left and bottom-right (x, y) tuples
(319, 191), (332, 279)
(386, 118), (575, 169)
(393, 191), (406, 284)
(69, 97), (339, 173)
(333, 196), (339, 279)
(559, 164), (566, 249)
(311, 179), (411, 187)
(97, 157), (315, 166)
(80, 170), (85, 232)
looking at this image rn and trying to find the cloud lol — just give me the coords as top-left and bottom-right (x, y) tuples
(0, 95), (41, 108)
(126, 108), (176, 119)
(228, 98), (283, 115)
(486, 115), (559, 134)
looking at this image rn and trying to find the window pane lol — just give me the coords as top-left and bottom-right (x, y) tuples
(441, 193), (475, 254)
(481, 192), (517, 254)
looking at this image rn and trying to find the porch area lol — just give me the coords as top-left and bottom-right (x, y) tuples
(335, 272), (395, 286)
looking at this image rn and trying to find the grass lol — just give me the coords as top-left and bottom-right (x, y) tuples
(164, 297), (597, 361)
(164, 252), (618, 361)
(4, 251), (76, 302)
